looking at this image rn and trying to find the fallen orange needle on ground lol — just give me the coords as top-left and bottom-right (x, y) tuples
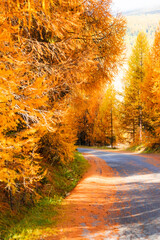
(45, 153), (121, 240)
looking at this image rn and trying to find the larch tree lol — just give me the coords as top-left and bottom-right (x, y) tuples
(92, 84), (116, 147)
(93, 83), (124, 147)
(122, 32), (149, 143)
(141, 25), (160, 143)
(0, 0), (88, 208)
(0, 0), (126, 208)
(75, 0), (126, 146)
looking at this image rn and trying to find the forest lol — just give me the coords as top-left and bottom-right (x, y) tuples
(0, 0), (160, 239)
(126, 13), (160, 54)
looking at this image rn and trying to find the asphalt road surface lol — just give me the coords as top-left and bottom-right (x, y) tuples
(77, 148), (160, 240)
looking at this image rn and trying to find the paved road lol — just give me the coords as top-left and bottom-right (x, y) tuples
(78, 148), (160, 240)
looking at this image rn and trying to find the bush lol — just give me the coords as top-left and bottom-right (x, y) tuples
(38, 128), (76, 165)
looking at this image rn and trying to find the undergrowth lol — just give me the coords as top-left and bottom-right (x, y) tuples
(126, 143), (160, 153)
(77, 145), (117, 150)
(0, 152), (89, 240)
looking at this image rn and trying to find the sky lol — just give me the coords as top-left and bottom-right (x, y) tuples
(112, 0), (160, 13)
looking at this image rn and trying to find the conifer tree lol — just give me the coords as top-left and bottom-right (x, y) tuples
(142, 25), (160, 142)
(0, 0), (126, 208)
(93, 84), (116, 147)
(122, 32), (149, 143)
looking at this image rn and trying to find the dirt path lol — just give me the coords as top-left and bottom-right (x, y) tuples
(45, 154), (120, 240)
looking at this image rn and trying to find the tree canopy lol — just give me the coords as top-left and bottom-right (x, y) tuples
(0, 0), (126, 209)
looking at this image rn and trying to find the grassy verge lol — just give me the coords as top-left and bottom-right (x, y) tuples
(126, 144), (144, 152)
(126, 144), (160, 153)
(0, 152), (89, 240)
(77, 145), (117, 150)
(78, 144), (160, 153)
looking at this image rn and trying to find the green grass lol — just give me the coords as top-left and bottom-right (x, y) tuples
(0, 152), (89, 240)
(126, 144), (144, 152)
(77, 145), (117, 150)
(1, 197), (61, 240)
(126, 144), (160, 153)
(143, 145), (160, 153)
(53, 152), (90, 197)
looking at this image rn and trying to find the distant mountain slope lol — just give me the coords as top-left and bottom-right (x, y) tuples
(124, 7), (160, 55)
(124, 6), (160, 16)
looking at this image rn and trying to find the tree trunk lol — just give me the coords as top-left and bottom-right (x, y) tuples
(111, 107), (113, 148)
(139, 108), (142, 143)
(133, 118), (135, 143)
(9, 190), (14, 210)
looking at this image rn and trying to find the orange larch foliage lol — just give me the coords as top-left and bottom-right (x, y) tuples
(122, 32), (149, 143)
(0, 0), (126, 208)
(142, 24), (160, 142)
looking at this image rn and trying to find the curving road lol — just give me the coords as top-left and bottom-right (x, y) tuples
(77, 148), (160, 240)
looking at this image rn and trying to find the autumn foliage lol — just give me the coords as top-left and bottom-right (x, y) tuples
(142, 25), (160, 142)
(0, 0), (125, 209)
(122, 26), (160, 147)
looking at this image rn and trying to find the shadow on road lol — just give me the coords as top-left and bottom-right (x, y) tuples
(46, 150), (160, 239)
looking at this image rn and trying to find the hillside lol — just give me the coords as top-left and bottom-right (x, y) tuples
(114, 7), (160, 91)
(124, 6), (160, 16)
(124, 7), (160, 54)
